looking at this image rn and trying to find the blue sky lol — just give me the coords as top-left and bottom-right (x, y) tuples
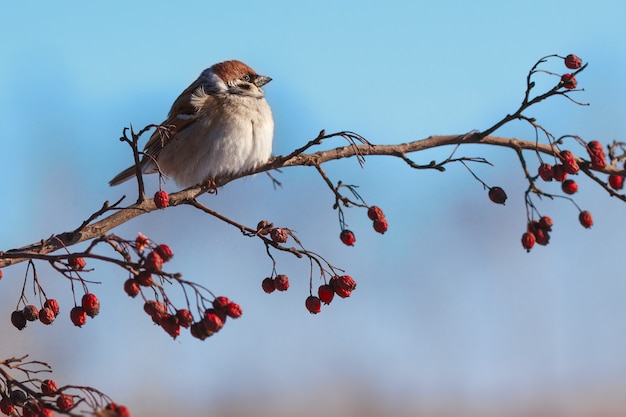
(2, 1), (626, 415)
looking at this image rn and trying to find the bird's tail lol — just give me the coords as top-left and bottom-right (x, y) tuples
(109, 165), (139, 186)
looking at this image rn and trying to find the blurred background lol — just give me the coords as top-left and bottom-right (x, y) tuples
(1, 1), (626, 416)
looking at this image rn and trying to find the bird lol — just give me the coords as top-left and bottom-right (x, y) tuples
(109, 60), (274, 188)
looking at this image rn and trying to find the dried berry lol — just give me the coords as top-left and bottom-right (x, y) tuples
(203, 310), (225, 333)
(144, 301), (168, 324)
(340, 230), (356, 246)
(43, 299), (60, 317)
(561, 179), (578, 194)
(608, 174), (624, 190)
(521, 232), (536, 252)
(0, 398), (14, 415)
(154, 190), (169, 209)
(154, 244), (173, 262)
(225, 302), (243, 318)
(305, 296), (322, 314)
(587, 141), (607, 169)
(190, 321), (212, 340)
(579, 210), (593, 228)
(38, 307), (56, 325)
(11, 310), (27, 330)
(104, 403), (130, 417)
(332, 275), (357, 292)
(22, 305), (39, 321)
(318, 284), (335, 305)
(70, 306), (87, 327)
(160, 314), (181, 339)
(41, 379), (58, 395)
(212, 296), (230, 312)
(534, 228), (550, 246)
(56, 394), (74, 411)
(564, 54), (582, 70)
(488, 187), (507, 205)
(256, 220), (273, 235)
(538, 216), (554, 231)
(144, 251), (164, 272)
(373, 218), (389, 234)
(176, 309), (194, 328)
(68, 256), (86, 270)
(559, 150), (579, 174)
(560, 73), (577, 89)
(124, 278), (141, 297)
(261, 277), (276, 293)
(552, 164), (568, 182)
(81, 293), (100, 317)
(367, 206), (385, 221)
(9, 390), (26, 406)
(274, 274), (290, 291)
(135, 271), (153, 287)
(270, 227), (288, 244)
(538, 163), (554, 181)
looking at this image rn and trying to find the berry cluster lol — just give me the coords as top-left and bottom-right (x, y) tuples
(122, 234), (242, 340)
(305, 275), (357, 314)
(0, 377), (129, 417)
(339, 205), (388, 247)
(10, 299), (60, 330)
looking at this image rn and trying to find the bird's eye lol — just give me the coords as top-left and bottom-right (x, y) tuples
(242, 74), (251, 82)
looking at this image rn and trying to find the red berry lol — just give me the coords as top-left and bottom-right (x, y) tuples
(144, 300), (168, 324)
(212, 296), (230, 312)
(0, 398), (14, 415)
(488, 187), (507, 205)
(609, 174), (624, 190)
(538, 216), (554, 231)
(203, 310), (225, 333)
(587, 141), (607, 169)
(68, 256), (86, 270)
(176, 309), (194, 328)
(521, 232), (536, 252)
(22, 305), (39, 321)
(367, 206), (385, 221)
(538, 163), (554, 181)
(144, 251), (163, 272)
(559, 150), (579, 174)
(190, 321), (212, 340)
(331, 275), (357, 292)
(274, 274), (290, 291)
(38, 307), (55, 325)
(552, 164), (568, 182)
(318, 284), (334, 305)
(225, 302), (242, 318)
(373, 218), (389, 234)
(534, 228), (550, 246)
(561, 179), (578, 194)
(70, 306), (87, 327)
(41, 379), (58, 395)
(160, 314), (181, 339)
(256, 220), (273, 235)
(0, 269), (3, 280)
(564, 54), (582, 70)
(124, 278), (141, 297)
(105, 403), (131, 417)
(154, 244), (173, 262)
(334, 287), (352, 298)
(340, 230), (356, 246)
(11, 310), (27, 330)
(560, 73), (577, 89)
(261, 277), (276, 293)
(81, 293), (100, 317)
(579, 210), (593, 228)
(305, 296), (321, 314)
(56, 394), (74, 411)
(154, 190), (169, 209)
(136, 270), (153, 286)
(43, 299), (60, 317)
(270, 227), (288, 244)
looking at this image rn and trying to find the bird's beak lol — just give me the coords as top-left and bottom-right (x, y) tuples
(254, 75), (272, 87)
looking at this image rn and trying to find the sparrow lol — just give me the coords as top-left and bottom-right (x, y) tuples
(109, 60), (274, 188)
